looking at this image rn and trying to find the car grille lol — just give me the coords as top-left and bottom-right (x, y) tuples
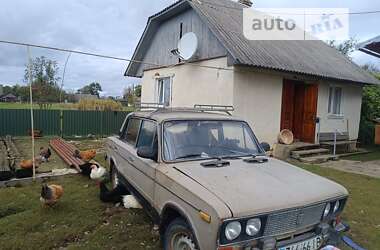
(263, 203), (325, 236)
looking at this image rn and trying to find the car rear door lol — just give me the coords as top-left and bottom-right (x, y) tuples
(118, 116), (158, 204)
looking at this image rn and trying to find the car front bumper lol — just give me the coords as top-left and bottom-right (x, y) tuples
(217, 222), (349, 250)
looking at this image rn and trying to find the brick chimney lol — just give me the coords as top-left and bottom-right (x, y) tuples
(238, 0), (253, 7)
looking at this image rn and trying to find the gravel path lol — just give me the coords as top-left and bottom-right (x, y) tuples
(320, 159), (380, 178)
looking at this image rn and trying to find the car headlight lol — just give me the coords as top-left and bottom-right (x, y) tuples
(225, 221), (241, 241)
(333, 200), (340, 213)
(246, 218), (261, 236)
(323, 203), (331, 218)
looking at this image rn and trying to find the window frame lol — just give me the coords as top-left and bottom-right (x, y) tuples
(157, 77), (172, 106)
(328, 85), (343, 117)
(122, 116), (142, 147)
(136, 119), (158, 149)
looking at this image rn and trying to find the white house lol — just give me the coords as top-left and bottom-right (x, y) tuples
(125, 0), (379, 146)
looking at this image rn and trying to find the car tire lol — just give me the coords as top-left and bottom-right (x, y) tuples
(110, 166), (119, 189)
(164, 218), (199, 250)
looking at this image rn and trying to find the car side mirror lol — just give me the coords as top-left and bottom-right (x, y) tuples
(137, 146), (157, 161)
(260, 142), (271, 152)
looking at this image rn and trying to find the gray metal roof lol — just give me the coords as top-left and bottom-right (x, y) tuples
(358, 35), (380, 58)
(126, 0), (379, 85)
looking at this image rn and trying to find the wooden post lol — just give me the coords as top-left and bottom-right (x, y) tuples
(60, 110), (64, 138)
(376, 124), (380, 145)
(27, 46), (36, 180)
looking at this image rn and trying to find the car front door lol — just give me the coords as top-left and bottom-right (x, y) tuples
(119, 117), (157, 204)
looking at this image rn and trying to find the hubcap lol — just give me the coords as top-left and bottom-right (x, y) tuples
(112, 170), (119, 188)
(171, 233), (197, 250)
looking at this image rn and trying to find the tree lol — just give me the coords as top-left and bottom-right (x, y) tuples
(359, 66), (380, 145)
(24, 56), (60, 86)
(327, 38), (357, 60)
(134, 85), (142, 98)
(78, 82), (102, 97)
(23, 56), (63, 103)
(123, 86), (135, 106)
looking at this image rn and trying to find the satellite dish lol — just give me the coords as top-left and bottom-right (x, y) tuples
(177, 32), (198, 61)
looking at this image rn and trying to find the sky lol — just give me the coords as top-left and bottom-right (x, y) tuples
(0, 0), (379, 97)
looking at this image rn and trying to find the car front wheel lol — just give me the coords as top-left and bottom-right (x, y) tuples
(164, 218), (198, 250)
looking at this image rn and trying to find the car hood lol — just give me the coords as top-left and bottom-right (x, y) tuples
(173, 158), (348, 218)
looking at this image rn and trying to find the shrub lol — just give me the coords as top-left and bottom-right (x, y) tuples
(76, 99), (123, 111)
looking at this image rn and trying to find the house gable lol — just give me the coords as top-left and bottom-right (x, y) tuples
(126, 2), (227, 77)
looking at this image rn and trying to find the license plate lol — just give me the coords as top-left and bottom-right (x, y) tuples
(278, 235), (323, 250)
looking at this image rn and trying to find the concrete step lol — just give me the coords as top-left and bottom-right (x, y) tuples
(320, 140), (357, 146)
(299, 154), (339, 164)
(292, 143), (321, 151)
(291, 148), (330, 159)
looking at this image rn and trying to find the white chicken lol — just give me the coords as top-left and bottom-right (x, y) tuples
(122, 195), (142, 209)
(90, 165), (107, 181)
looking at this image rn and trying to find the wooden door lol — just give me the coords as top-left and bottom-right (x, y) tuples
(293, 85), (305, 140)
(280, 80), (295, 131)
(301, 84), (318, 143)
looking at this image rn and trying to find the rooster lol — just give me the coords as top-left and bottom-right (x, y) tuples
(20, 157), (43, 169)
(99, 181), (129, 204)
(39, 147), (52, 162)
(40, 184), (64, 206)
(73, 149), (97, 162)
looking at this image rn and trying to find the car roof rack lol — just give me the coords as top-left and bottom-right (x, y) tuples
(193, 104), (234, 115)
(135, 103), (234, 116)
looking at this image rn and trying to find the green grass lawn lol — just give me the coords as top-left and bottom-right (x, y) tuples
(0, 176), (160, 250)
(0, 102), (74, 110)
(0, 138), (160, 250)
(0, 102), (135, 111)
(293, 162), (380, 249)
(342, 146), (380, 162)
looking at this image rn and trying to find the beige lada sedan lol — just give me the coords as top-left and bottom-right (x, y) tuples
(105, 107), (349, 250)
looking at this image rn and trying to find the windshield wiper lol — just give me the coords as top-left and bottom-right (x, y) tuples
(242, 154), (268, 164)
(200, 158), (230, 168)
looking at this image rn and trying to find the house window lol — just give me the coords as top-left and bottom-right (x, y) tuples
(157, 77), (171, 106)
(328, 86), (342, 115)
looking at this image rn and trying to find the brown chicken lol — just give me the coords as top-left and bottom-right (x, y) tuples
(39, 147), (52, 162)
(40, 184), (64, 206)
(19, 157), (43, 169)
(73, 149), (96, 162)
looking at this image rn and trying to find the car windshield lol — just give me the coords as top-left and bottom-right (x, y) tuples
(163, 120), (262, 161)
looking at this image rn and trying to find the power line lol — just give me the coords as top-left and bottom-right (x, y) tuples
(0, 39), (161, 67)
(0, 39), (235, 73)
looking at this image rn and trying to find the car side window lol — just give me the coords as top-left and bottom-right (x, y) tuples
(123, 118), (141, 145)
(137, 120), (157, 148)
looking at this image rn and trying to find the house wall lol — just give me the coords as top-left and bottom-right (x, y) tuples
(141, 57), (234, 107)
(141, 57), (363, 144)
(233, 69), (284, 145)
(317, 82), (363, 140)
(135, 8), (227, 76)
